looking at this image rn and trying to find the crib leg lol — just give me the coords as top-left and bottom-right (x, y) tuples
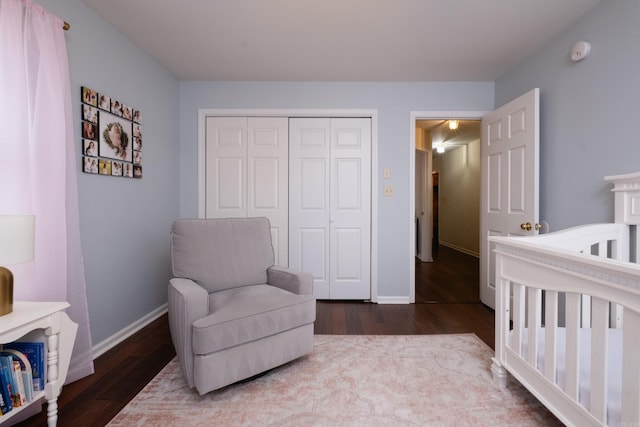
(491, 357), (508, 389)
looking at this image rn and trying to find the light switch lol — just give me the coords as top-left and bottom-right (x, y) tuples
(383, 185), (395, 197)
(383, 168), (391, 179)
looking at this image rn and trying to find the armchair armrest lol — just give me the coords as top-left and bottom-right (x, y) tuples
(168, 278), (208, 388)
(267, 265), (314, 295)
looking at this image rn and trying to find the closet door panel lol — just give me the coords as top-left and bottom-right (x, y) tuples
(248, 117), (289, 265)
(289, 118), (331, 299)
(205, 117), (246, 218)
(216, 157), (244, 211)
(300, 228), (328, 284)
(330, 118), (371, 299)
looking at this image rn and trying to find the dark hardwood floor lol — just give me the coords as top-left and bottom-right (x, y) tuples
(415, 244), (480, 304)
(16, 246), (492, 427)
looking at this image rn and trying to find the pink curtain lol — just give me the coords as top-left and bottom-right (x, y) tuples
(0, 0), (94, 382)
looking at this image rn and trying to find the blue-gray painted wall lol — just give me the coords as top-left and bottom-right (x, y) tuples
(35, 0), (637, 346)
(495, 0), (640, 231)
(37, 0), (180, 345)
(178, 82), (494, 299)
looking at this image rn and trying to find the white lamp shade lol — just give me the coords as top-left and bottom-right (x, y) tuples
(0, 215), (35, 265)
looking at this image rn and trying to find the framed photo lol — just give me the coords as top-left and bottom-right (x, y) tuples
(83, 157), (98, 174)
(111, 161), (123, 177)
(82, 104), (98, 123)
(81, 86), (143, 179)
(111, 99), (123, 116)
(98, 93), (111, 111)
(123, 163), (134, 178)
(122, 104), (133, 120)
(82, 121), (97, 140)
(81, 86), (97, 106)
(133, 123), (142, 139)
(98, 159), (112, 175)
(83, 139), (97, 157)
(99, 111), (132, 162)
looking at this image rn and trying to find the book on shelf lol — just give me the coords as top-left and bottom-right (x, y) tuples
(2, 342), (45, 392)
(10, 360), (26, 406)
(0, 346), (40, 411)
(0, 364), (12, 415)
(0, 355), (22, 408)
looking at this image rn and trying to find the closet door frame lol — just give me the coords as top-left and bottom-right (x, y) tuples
(198, 108), (379, 302)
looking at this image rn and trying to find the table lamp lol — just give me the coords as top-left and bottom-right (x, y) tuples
(0, 215), (35, 316)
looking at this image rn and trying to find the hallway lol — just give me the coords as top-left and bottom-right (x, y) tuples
(415, 245), (480, 304)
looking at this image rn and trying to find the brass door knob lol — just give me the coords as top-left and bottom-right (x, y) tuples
(520, 222), (541, 231)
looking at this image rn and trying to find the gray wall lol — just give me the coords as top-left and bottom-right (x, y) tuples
(495, 0), (640, 231)
(33, 0), (637, 346)
(434, 139), (481, 256)
(178, 82), (494, 298)
(37, 0), (180, 345)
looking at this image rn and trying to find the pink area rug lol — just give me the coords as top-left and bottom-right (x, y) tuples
(107, 334), (561, 426)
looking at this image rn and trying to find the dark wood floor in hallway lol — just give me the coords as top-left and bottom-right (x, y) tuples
(415, 244), (480, 304)
(16, 245), (493, 427)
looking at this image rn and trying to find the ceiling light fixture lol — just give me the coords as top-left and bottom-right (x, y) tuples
(448, 120), (459, 130)
(436, 142), (445, 154)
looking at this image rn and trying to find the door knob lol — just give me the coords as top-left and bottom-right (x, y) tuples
(520, 222), (541, 231)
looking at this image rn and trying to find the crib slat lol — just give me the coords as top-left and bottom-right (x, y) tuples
(581, 295), (592, 327)
(622, 309), (640, 424)
(512, 283), (525, 355)
(544, 291), (558, 382)
(591, 297), (609, 424)
(527, 287), (541, 367)
(565, 293), (581, 400)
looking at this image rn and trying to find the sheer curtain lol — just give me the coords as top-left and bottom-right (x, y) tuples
(0, 0), (94, 382)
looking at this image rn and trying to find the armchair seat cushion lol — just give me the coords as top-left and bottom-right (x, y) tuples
(192, 284), (315, 355)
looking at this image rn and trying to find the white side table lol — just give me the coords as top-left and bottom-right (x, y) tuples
(0, 301), (78, 427)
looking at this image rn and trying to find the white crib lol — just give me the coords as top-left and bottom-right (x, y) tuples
(490, 171), (640, 427)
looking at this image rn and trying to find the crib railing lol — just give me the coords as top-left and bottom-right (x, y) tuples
(490, 223), (640, 426)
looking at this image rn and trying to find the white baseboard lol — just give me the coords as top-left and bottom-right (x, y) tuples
(376, 296), (411, 304)
(439, 241), (479, 258)
(92, 303), (168, 359)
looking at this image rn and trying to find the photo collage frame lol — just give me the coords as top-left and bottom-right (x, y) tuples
(81, 86), (143, 178)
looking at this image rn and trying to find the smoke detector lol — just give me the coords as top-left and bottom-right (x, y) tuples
(570, 41), (591, 62)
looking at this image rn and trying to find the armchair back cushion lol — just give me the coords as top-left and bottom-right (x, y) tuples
(171, 217), (275, 293)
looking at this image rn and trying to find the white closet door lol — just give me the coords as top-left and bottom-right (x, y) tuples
(205, 116), (289, 265)
(205, 117), (246, 219)
(289, 118), (371, 299)
(330, 118), (371, 299)
(247, 117), (289, 266)
(289, 118), (331, 298)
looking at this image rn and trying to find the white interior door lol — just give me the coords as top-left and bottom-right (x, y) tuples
(247, 117), (289, 266)
(480, 89), (540, 308)
(206, 116), (289, 265)
(289, 118), (371, 299)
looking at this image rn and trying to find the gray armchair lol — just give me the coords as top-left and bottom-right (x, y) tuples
(168, 217), (315, 395)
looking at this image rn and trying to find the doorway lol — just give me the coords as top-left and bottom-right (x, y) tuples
(409, 112), (485, 303)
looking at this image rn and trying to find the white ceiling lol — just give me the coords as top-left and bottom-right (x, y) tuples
(79, 0), (601, 82)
